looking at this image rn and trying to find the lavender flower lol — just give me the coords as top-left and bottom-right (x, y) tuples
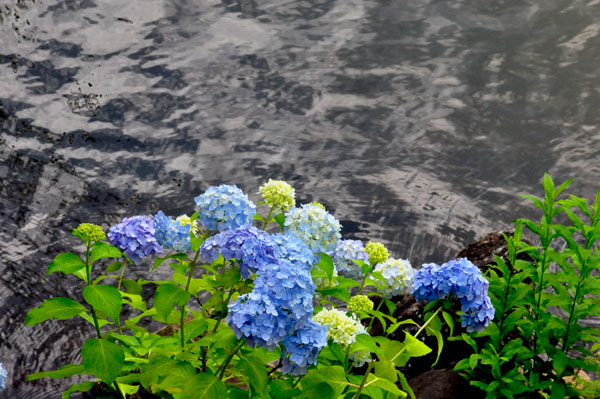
(194, 185), (256, 231)
(108, 216), (162, 264)
(330, 239), (370, 278)
(153, 211), (191, 253)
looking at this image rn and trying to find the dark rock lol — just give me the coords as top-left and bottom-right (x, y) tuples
(408, 369), (484, 399)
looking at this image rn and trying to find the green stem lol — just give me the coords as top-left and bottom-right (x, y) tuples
(367, 299), (384, 331)
(344, 345), (351, 377)
(533, 227), (551, 357)
(353, 360), (374, 398)
(113, 381), (125, 399)
(117, 259), (127, 291)
(390, 307), (442, 363)
(562, 278), (584, 355)
(263, 206), (275, 230)
(180, 250), (201, 349)
(217, 340), (245, 379)
(292, 374), (305, 388)
(85, 242), (103, 339)
(357, 263), (376, 295)
(201, 288), (235, 371)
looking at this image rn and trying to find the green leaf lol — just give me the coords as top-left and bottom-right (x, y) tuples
(353, 334), (379, 355)
(274, 213), (286, 231)
(25, 297), (88, 326)
(90, 242), (122, 263)
(105, 261), (123, 273)
(121, 279), (143, 295)
(154, 283), (191, 321)
(81, 338), (125, 383)
(269, 379), (301, 398)
(366, 374), (406, 397)
(427, 325), (444, 366)
(27, 364), (86, 381)
(83, 285), (122, 324)
(374, 360), (397, 383)
(181, 373), (227, 399)
(46, 253), (85, 276)
(442, 311), (454, 336)
(404, 331), (432, 357)
(316, 253), (334, 281)
(239, 354), (267, 396)
(152, 253), (188, 271)
(62, 382), (96, 399)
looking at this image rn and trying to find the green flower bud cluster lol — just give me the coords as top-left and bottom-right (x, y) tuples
(259, 179), (296, 211)
(348, 295), (374, 315)
(365, 241), (389, 265)
(75, 223), (106, 242)
(176, 214), (200, 234)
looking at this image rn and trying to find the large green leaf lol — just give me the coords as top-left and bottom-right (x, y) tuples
(154, 283), (191, 320)
(83, 285), (122, 324)
(81, 338), (125, 383)
(404, 331), (432, 357)
(25, 297), (88, 326)
(62, 382), (96, 399)
(181, 374), (227, 399)
(27, 363), (86, 381)
(239, 354), (267, 396)
(315, 253), (334, 280)
(90, 242), (122, 263)
(46, 253), (85, 276)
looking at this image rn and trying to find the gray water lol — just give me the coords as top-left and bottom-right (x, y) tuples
(2, 0), (600, 397)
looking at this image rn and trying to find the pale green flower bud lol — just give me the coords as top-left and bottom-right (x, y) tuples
(365, 241), (389, 265)
(75, 223), (106, 242)
(259, 179), (296, 211)
(348, 295), (374, 314)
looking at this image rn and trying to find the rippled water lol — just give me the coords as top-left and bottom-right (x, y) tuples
(2, 0), (600, 397)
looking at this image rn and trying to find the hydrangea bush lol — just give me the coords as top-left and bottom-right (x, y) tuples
(24, 180), (495, 399)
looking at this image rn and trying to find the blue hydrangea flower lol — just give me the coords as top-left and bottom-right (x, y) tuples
(194, 185), (256, 231)
(281, 320), (328, 375)
(108, 216), (162, 264)
(373, 258), (414, 298)
(272, 233), (316, 271)
(200, 225), (280, 279)
(330, 239), (370, 278)
(0, 363), (6, 390)
(153, 211), (191, 253)
(284, 203), (341, 255)
(412, 258), (494, 332)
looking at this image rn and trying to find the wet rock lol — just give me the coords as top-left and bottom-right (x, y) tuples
(408, 369), (484, 399)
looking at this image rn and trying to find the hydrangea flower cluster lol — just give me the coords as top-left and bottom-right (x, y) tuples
(75, 223), (106, 242)
(412, 258), (495, 332)
(284, 203), (341, 255)
(373, 258), (414, 298)
(259, 179), (296, 211)
(200, 225), (280, 279)
(330, 239), (370, 278)
(271, 233), (315, 271)
(0, 363), (6, 390)
(108, 216), (162, 264)
(175, 214), (200, 234)
(365, 241), (389, 265)
(227, 259), (326, 373)
(348, 295), (374, 314)
(194, 185), (256, 231)
(153, 211), (191, 253)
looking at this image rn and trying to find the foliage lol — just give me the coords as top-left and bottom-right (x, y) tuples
(24, 182), (492, 398)
(455, 174), (600, 399)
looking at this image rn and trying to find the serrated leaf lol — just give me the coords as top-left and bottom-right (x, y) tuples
(25, 297), (88, 326)
(83, 285), (122, 324)
(90, 242), (122, 263)
(81, 338), (125, 383)
(27, 363), (86, 381)
(404, 331), (432, 357)
(154, 283), (191, 321)
(316, 253), (334, 281)
(181, 373), (227, 399)
(46, 253), (85, 276)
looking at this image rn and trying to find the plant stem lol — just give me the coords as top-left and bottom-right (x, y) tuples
(367, 299), (384, 331)
(180, 250), (201, 349)
(202, 288), (235, 371)
(357, 262), (376, 295)
(113, 381), (125, 399)
(344, 344), (351, 377)
(292, 374), (305, 388)
(390, 307), (442, 363)
(263, 206), (274, 230)
(117, 259), (127, 291)
(85, 242), (103, 339)
(353, 360), (374, 398)
(217, 340), (245, 379)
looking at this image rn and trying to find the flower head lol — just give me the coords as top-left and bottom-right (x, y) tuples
(373, 258), (414, 298)
(108, 216), (162, 264)
(176, 214), (200, 234)
(74, 223), (106, 242)
(312, 308), (366, 346)
(259, 179), (296, 211)
(365, 242), (389, 265)
(194, 185), (256, 231)
(272, 233), (315, 271)
(348, 295), (374, 315)
(284, 203), (341, 255)
(200, 225), (280, 279)
(281, 320), (328, 375)
(0, 363), (7, 390)
(154, 211), (191, 253)
(412, 258), (494, 332)
(330, 239), (370, 278)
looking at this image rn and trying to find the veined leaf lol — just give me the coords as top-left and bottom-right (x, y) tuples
(404, 331), (432, 357)
(46, 253), (85, 276)
(61, 382), (96, 399)
(83, 285), (122, 324)
(27, 363), (86, 381)
(81, 338), (125, 383)
(90, 242), (122, 263)
(181, 373), (227, 399)
(154, 283), (191, 321)
(25, 297), (87, 326)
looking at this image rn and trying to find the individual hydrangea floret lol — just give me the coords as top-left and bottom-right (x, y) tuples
(154, 211), (191, 253)
(0, 363), (6, 390)
(200, 225), (280, 279)
(176, 214), (200, 234)
(373, 258), (414, 298)
(108, 216), (162, 264)
(365, 241), (389, 265)
(348, 295), (374, 315)
(330, 239), (370, 278)
(412, 258), (495, 332)
(281, 320), (328, 375)
(312, 308), (366, 346)
(272, 233), (315, 271)
(259, 179), (296, 212)
(75, 223), (106, 242)
(284, 203), (342, 255)
(194, 184), (256, 231)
